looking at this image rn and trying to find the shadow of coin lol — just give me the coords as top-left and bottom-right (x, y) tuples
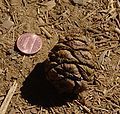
(20, 62), (79, 107)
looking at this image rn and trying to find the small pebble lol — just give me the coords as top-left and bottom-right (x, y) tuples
(25, 110), (31, 114)
(30, 108), (37, 114)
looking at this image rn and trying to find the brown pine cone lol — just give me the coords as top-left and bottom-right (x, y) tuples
(44, 31), (96, 96)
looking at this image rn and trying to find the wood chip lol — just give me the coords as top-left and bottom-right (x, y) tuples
(0, 80), (18, 114)
(72, 0), (87, 5)
(114, 27), (120, 35)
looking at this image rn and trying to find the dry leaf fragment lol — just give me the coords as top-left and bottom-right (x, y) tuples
(2, 18), (14, 29)
(40, 0), (56, 11)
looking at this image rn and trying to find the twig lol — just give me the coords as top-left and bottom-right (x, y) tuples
(40, 27), (52, 38)
(82, 10), (97, 20)
(86, 27), (112, 39)
(25, 106), (36, 109)
(50, 107), (56, 114)
(74, 100), (91, 113)
(106, 99), (120, 108)
(91, 106), (109, 112)
(98, 50), (108, 65)
(115, 18), (120, 28)
(38, 17), (52, 38)
(0, 80), (18, 114)
(115, 60), (120, 71)
(95, 39), (110, 44)
(4, 0), (10, 8)
(86, 27), (100, 34)
(106, 11), (117, 22)
(106, 84), (119, 93)
(18, 106), (24, 114)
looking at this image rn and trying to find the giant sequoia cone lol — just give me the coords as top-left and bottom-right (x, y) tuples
(44, 29), (96, 96)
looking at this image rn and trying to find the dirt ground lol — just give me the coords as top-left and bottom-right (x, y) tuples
(0, 0), (120, 114)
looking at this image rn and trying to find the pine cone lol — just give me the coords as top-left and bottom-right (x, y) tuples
(44, 31), (96, 96)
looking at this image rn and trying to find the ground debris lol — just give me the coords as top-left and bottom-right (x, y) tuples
(0, 0), (120, 114)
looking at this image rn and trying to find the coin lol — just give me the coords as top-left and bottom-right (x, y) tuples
(17, 33), (42, 54)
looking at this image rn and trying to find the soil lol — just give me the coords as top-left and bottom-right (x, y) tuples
(0, 0), (120, 114)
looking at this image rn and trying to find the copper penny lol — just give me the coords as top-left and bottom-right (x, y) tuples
(17, 33), (42, 54)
